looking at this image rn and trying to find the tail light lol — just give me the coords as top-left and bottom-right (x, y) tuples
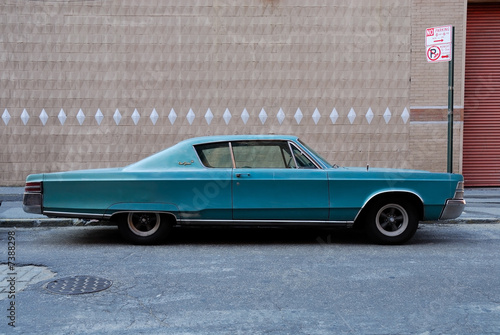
(25, 182), (42, 193)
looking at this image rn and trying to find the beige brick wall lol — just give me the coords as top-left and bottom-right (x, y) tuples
(411, 0), (466, 107)
(409, 0), (466, 174)
(0, 1), (465, 186)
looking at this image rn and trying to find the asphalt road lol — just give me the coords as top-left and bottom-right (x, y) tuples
(1, 224), (499, 334)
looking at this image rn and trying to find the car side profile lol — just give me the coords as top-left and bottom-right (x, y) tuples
(23, 135), (465, 245)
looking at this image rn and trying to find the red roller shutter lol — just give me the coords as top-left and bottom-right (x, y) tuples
(464, 3), (500, 187)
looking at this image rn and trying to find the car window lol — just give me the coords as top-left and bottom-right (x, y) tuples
(291, 144), (317, 169)
(298, 139), (332, 168)
(232, 141), (295, 168)
(195, 142), (233, 168)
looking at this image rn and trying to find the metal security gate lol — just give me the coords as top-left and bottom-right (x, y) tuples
(463, 3), (500, 187)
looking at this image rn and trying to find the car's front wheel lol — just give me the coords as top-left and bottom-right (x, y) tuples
(366, 199), (419, 245)
(118, 212), (171, 244)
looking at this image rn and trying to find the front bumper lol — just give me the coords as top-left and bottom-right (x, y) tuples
(439, 198), (466, 220)
(23, 193), (43, 214)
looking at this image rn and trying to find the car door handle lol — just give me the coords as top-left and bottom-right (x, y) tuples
(236, 173), (251, 178)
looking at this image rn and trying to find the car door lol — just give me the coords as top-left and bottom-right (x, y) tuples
(231, 141), (329, 221)
(190, 142), (234, 220)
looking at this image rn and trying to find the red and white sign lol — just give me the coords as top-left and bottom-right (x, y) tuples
(426, 25), (452, 46)
(426, 44), (452, 62)
(425, 25), (453, 63)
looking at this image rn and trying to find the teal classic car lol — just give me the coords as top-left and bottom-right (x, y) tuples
(23, 135), (465, 245)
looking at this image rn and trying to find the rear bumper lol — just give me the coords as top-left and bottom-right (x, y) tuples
(439, 199), (466, 220)
(23, 193), (43, 214)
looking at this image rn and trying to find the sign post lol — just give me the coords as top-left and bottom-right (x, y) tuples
(447, 27), (455, 174)
(425, 25), (454, 173)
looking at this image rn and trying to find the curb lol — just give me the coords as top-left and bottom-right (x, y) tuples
(428, 218), (500, 225)
(453, 219), (500, 225)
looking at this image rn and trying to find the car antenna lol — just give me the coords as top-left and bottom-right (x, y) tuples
(367, 133), (371, 171)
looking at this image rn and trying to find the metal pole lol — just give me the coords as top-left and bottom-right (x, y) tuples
(447, 26), (455, 173)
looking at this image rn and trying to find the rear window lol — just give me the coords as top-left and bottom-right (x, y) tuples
(195, 142), (233, 168)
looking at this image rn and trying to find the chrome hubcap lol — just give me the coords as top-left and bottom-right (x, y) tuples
(127, 212), (161, 237)
(376, 204), (409, 237)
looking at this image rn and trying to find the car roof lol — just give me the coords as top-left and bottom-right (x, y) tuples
(123, 135), (302, 171)
(179, 135), (300, 146)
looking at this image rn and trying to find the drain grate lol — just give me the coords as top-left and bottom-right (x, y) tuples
(45, 276), (112, 295)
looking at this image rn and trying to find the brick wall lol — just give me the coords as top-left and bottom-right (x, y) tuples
(409, 0), (466, 174)
(0, 1), (465, 185)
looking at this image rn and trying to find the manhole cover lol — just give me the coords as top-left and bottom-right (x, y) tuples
(45, 276), (112, 295)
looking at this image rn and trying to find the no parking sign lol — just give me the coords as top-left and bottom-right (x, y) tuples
(425, 25), (452, 62)
(425, 25), (455, 173)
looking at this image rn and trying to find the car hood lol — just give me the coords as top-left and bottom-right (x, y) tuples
(329, 166), (464, 182)
(334, 166), (431, 174)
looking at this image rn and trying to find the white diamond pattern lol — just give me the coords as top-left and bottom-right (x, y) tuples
(348, 108), (356, 124)
(168, 109), (177, 125)
(2, 109), (11, 125)
(259, 108), (267, 124)
(39, 109), (49, 126)
(241, 108), (250, 124)
(150, 109), (159, 125)
(186, 109), (195, 125)
(223, 108), (232, 125)
(113, 109), (122, 125)
(383, 108), (392, 124)
(131, 109), (140, 125)
(365, 108), (374, 124)
(21, 109), (30, 125)
(330, 108), (339, 124)
(58, 109), (67, 125)
(312, 108), (321, 125)
(294, 108), (303, 124)
(76, 109), (85, 125)
(205, 108), (214, 125)
(4, 106), (411, 128)
(277, 108), (285, 125)
(95, 109), (104, 125)
(401, 107), (410, 124)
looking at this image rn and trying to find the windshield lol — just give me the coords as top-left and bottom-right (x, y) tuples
(298, 139), (333, 168)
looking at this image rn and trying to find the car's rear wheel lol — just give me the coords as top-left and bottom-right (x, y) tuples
(366, 199), (419, 245)
(118, 212), (170, 244)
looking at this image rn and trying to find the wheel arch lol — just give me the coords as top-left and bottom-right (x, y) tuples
(110, 211), (178, 225)
(354, 191), (424, 227)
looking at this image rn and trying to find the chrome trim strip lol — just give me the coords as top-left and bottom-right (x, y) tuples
(44, 210), (180, 221)
(177, 219), (352, 226)
(43, 211), (106, 219)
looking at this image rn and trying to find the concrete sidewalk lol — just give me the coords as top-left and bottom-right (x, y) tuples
(0, 187), (499, 227)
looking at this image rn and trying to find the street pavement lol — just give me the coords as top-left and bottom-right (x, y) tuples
(1, 224), (500, 334)
(0, 187), (499, 334)
(1, 186), (499, 226)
